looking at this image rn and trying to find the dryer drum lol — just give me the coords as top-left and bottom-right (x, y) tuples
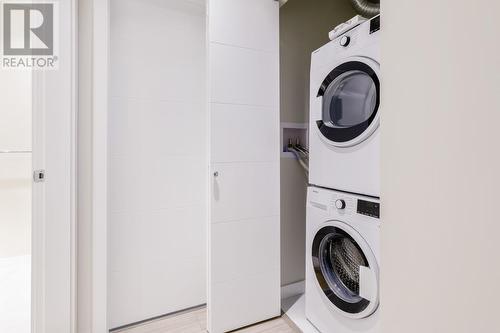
(316, 61), (380, 145)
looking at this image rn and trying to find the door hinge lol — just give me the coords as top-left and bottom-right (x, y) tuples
(33, 170), (45, 183)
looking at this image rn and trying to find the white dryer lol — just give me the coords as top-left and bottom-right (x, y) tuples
(306, 186), (380, 333)
(309, 16), (380, 197)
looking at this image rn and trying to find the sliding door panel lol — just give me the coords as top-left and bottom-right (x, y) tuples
(108, 0), (207, 328)
(208, 0), (280, 332)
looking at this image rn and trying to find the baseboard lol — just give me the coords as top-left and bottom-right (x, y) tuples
(281, 280), (305, 300)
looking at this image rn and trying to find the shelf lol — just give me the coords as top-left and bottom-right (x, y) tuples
(281, 122), (308, 159)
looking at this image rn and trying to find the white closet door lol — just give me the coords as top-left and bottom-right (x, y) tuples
(107, 0), (207, 329)
(208, 0), (280, 332)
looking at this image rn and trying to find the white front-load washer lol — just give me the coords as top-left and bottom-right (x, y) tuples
(306, 186), (380, 333)
(309, 15), (380, 197)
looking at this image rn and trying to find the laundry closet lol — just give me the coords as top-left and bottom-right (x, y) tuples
(104, 0), (360, 332)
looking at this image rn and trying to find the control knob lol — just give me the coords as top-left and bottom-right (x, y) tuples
(340, 35), (350, 47)
(335, 199), (346, 210)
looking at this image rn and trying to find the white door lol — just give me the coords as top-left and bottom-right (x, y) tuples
(32, 2), (75, 332)
(207, 0), (280, 332)
(107, 0), (207, 328)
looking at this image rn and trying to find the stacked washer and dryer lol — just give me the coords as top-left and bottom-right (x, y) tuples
(306, 15), (381, 333)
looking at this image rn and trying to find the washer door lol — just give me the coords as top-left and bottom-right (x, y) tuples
(316, 58), (380, 148)
(312, 221), (379, 319)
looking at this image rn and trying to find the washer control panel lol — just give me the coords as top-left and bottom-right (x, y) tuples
(331, 193), (379, 219)
(370, 15), (380, 34)
(357, 199), (380, 219)
(331, 195), (355, 215)
(310, 187), (380, 219)
(339, 35), (350, 47)
(335, 199), (346, 209)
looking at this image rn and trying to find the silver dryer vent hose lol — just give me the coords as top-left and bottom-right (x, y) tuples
(350, 0), (380, 18)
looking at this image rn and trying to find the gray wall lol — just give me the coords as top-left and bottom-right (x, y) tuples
(280, 0), (356, 286)
(381, 0), (500, 331)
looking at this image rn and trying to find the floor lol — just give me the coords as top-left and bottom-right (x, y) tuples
(115, 307), (300, 333)
(282, 295), (319, 333)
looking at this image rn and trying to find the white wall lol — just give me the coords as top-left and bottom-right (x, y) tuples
(381, 1), (500, 331)
(0, 69), (32, 258)
(108, 0), (207, 328)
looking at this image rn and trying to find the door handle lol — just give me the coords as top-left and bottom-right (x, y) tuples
(213, 171), (219, 177)
(33, 170), (45, 183)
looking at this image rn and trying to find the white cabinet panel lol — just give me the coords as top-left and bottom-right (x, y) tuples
(139, 156), (205, 211)
(108, 270), (142, 327)
(210, 271), (280, 333)
(208, 0), (278, 52)
(109, 98), (206, 158)
(211, 216), (279, 284)
(210, 103), (279, 163)
(139, 101), (206, 158)
(108, 98), (142, 157)
(108, 206), (207, 329)
(138, 207), (207, 318)
(108, 0), (207, 328)
(0, 70), (31, 150)
(110, 0), (205, 102)
(108, 212), (141, 272)
(108, 156), (142, 213)
(211, 163), (279, 223)
(208, 1), (280, 332)
(210, 43), (279, 107)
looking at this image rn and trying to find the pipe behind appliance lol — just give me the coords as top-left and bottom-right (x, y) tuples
(350, 0), (380, 18)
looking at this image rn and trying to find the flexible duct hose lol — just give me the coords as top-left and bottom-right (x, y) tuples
(350, 0), (380, 18)
(288, 147), (309, 178)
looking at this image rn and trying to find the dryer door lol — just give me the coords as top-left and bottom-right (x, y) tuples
(316, 58), (380, 148)
(311, 221), (379, 319)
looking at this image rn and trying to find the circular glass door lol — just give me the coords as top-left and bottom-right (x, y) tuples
(316, 60), (380, 147)
(311, 223), (378, 318)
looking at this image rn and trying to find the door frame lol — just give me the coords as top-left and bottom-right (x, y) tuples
(90, 0), (109, 331)
(81, 0), (109, 331)
(30, 0), (77, 331)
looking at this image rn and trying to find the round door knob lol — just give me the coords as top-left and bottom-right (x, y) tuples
(340, 35), (350, 47)
(335, 199), (346, 210)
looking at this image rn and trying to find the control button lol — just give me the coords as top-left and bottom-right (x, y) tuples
(340, 35), (350, 47)
(335, 199), (346, 210)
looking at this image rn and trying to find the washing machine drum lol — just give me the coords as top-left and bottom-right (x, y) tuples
(312, 223), (379, 319)
(316, 60), (380, 147)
